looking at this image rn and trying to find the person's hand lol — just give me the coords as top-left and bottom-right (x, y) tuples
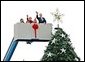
(27, 15), (28, 17)
(36, 11), (38, 14)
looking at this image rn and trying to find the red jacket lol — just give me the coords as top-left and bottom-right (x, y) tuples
(26, 18), (33, 23)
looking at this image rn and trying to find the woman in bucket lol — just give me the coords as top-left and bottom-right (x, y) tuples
(26, 15), (37, 24)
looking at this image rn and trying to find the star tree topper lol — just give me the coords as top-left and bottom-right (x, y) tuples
(51, 8), (64, 27)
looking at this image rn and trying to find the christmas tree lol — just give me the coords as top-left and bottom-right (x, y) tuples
(41, 9), (80, 61)
(41, 28), (80, 61)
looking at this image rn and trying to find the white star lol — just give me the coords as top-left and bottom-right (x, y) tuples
(75, 58), (79, 61)
(68, 42), (72, 44)
(51, 38), (56, 44)
(52, 28), (57, 35)
(47, 52), (52, 57)
(62, 34), (65, 37)
(60, 48), (66, 53)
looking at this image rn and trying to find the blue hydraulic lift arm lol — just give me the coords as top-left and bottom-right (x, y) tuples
(3, 38), (18, 61)
(3, 38), (49, 61)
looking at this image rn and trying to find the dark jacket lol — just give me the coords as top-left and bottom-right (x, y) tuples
(36, 15), (46, 23)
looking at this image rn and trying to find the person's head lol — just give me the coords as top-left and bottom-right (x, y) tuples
(20, 18), (24, 23)
(28, 17), (32, 20)
(39, 13), (42, 17)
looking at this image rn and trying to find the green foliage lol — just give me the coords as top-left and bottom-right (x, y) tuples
(41, 28), (80, 61)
